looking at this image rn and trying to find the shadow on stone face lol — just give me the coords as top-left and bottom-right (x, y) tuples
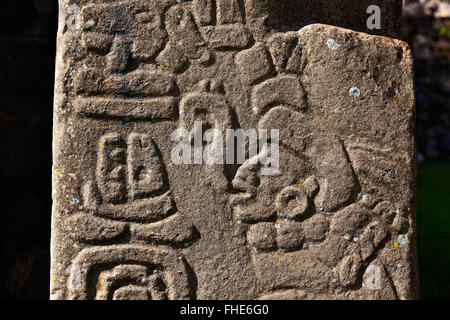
(245, 0), (402, 37)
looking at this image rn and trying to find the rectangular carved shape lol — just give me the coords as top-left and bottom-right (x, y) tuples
(52, 0), (417, 300)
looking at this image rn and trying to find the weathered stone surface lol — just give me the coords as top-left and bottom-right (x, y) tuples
(52, 0), (418, 300)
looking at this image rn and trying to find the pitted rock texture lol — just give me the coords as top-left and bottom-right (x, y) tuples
(52, 0), (418, 300)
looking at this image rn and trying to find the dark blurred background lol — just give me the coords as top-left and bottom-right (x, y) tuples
(403, 0), (450, 299)
(0, 0), (448, 299)
(0, 0), (56, 299)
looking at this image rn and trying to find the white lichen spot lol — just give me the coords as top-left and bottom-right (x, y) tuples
(344, 234), (352, 241)
(327, 39), (341, 51)
(349, 87), (361, 97)
(397, 235), (409, 246)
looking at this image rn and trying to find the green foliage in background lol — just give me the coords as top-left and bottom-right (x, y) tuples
(417, 161), (450, 299)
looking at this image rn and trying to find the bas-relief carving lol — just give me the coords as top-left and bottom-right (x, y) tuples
(52, 0), (417, 300)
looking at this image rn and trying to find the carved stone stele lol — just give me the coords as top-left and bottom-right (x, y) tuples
(52, 0), (418, 300)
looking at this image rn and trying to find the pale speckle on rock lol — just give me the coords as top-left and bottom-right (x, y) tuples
(397, 235), (409, 246)
(327, 39), (341, 51)
(349, 87), (361, 97)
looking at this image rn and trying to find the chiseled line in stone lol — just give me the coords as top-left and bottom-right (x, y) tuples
(73, 97), (179, 120)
